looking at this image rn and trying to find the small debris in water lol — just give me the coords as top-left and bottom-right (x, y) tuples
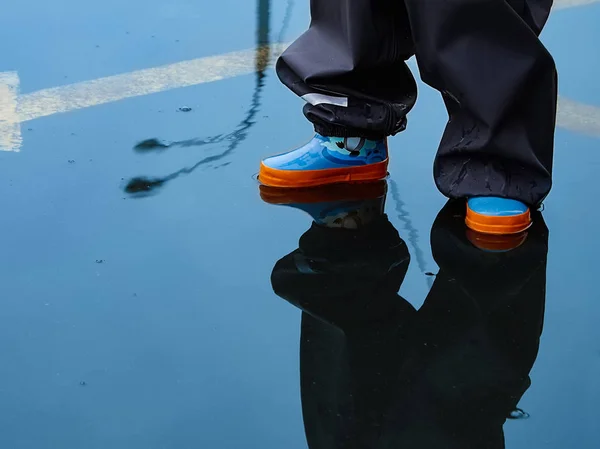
(80, 381), (87, 386)
(68, 160), (75, 164)
(425, 272), (436, 277)
(178, 106), (192, 112)
(95, 259), (104, 264)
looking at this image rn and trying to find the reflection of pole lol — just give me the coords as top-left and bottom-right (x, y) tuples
(389, 179), (434, 289)
(125, 0), (272, 196)
(278, 0), (295, 43)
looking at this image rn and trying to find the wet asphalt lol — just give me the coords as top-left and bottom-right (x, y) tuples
(1, 1), (600, 448)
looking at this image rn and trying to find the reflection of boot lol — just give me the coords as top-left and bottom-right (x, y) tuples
(259, 135), (388, 188)
(465, 227), (529, 253)
(268, 182), (410, 309)
(266, 194), (548, 449)
(260, 180), (387, 229)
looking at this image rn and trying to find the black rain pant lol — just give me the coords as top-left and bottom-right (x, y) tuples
(276, 0), (558, 206)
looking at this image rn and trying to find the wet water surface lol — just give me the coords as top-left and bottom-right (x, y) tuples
(1, 1), (599, 448)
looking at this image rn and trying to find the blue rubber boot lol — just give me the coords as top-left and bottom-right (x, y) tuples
(466, 197), (532, 235)
(259, 134), (388, 188)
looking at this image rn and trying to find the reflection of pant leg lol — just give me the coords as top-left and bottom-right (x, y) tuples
(403, 201), (549, 446)
(299, 301), (414, 449)
(429, 200), (549, 362)
(270, 217), (414, 449)
(276, 0), (417, 140)
(404, 0), (557, 205)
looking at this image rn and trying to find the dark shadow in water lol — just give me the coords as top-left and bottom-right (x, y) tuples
(263, 182), (549, 449)
(125, 0), (293, 197)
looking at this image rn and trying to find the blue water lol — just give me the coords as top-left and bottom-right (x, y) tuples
(0, 1), (599, 448)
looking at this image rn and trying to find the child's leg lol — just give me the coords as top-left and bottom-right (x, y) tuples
(260, 0), (417, 189)
(276, 0), (417, 140)
(404, 0), (557, 207)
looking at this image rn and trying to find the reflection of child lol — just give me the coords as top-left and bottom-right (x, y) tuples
(268, 189), (549, 449)
(259, 0), (557, 236)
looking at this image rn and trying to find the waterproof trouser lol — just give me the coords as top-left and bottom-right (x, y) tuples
(276, 0), (558, 206)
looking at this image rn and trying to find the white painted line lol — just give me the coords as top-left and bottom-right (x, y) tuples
(0, 0), (599, 152)
(558, 97), (600, 137)
(2, 45), (599, 153)
(17, 44), (286, 123)
(554, 0), (600, 10)
(0, 72), (21, 152)
(0, 45), (285, 152)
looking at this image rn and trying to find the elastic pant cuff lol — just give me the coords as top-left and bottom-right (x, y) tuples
(313, 123), (387, 141)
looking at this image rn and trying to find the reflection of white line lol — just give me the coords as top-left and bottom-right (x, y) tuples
(1, 0), (600, 152)
(0, 72), (21, 152)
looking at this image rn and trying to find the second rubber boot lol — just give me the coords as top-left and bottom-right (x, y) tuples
(466, 197), (533, 235)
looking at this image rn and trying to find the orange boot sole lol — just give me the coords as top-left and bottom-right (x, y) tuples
(259, 180), (388, 205)
(465, 203), (532, 235)
(259, 159), (389, 188)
